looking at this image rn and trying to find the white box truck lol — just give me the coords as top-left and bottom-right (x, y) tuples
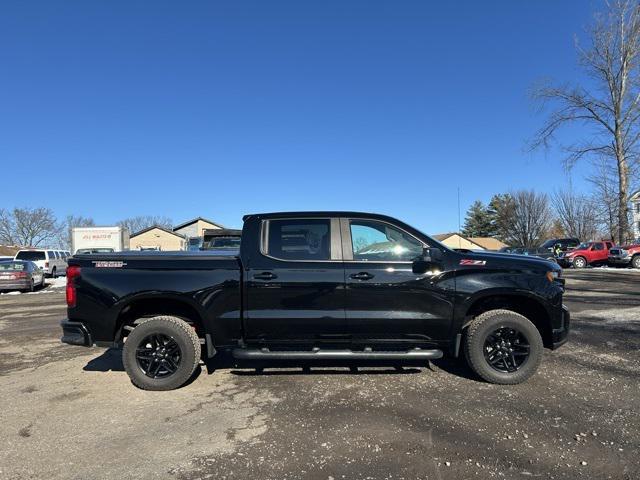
(71, 227), (130, 255)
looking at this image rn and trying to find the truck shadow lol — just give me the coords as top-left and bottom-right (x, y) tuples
(82, 348), (438, 378)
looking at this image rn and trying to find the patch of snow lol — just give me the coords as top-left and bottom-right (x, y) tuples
(45, 277), (66, 288)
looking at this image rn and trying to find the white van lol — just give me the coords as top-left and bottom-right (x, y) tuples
(14, 249), (67, 277)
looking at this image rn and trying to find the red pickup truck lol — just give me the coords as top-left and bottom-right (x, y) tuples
(608, 244), (640, 268)
(559, 241), (613, 268)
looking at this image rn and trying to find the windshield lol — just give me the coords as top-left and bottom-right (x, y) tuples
(0, 262), (26, 271)
(15, 251), (45, 261)
(539, 239), (557, 248)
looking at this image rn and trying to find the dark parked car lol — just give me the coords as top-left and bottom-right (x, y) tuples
(0, 260), (45, 292)
(61, 211), (569, 390)
(201, 229), (242, 251)
(608, 244), (640, 268)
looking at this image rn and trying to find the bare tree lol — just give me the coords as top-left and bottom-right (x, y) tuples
(501, 190), (552, 248)
(0, 209), (16, 245)
(587, 156), (624, 241)
(551, 189), (600, 241)
(57, 215), (96, 249)
(117, 215), (173, 235)
(4, 207), (60, 247)
(531, 0), (640, 243)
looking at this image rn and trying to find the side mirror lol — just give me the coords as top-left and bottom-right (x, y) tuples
(412, 247), (443, 274)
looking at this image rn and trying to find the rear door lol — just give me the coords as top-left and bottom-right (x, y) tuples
(243, 217), (347, 344)
(342, 217), (453, 344)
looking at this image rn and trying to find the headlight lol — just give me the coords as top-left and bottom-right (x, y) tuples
(546, 270), (560, 282)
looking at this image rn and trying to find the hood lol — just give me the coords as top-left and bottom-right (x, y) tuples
(462, 250), (560, 272)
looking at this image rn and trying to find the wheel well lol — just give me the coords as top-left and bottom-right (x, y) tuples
(465, 295), (553, 348)
(115, 298), (204, 341)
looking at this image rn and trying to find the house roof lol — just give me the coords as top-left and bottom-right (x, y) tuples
(173, 217), (225, 232)
(131, 225), (186, 239)
(432, 232), (487, 250)
(469, 237), (508, 251)
(432, 233), (457, 241)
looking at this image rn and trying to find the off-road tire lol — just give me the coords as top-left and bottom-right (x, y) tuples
(572, 256), (587, 269)
(632, 255), (640, 269)
(123, 316), (201, 391)
(464, 309), (543, 385)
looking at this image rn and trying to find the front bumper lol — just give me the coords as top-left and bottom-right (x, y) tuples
(60, 320), (92, 347)
(608, 256), (630, 265)
(551, 305), (570, 349)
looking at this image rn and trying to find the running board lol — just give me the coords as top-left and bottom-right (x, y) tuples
(231, 347), (443, 361)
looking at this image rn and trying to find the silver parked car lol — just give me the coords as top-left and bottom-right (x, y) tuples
(0, 260), (45, 292)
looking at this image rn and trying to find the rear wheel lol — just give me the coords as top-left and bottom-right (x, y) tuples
(123, 316), (201, 391)
(464, 309), (543, 385)
(632, 255), (640, 269)
(572, 256), (587, 268)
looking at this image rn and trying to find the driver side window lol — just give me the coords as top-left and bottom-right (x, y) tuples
(349, 220), (423, 262)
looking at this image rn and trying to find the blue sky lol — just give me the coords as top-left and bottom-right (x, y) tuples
(0, 1), (600, 233)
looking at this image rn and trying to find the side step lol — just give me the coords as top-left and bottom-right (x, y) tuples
(231, 347), (443, 361)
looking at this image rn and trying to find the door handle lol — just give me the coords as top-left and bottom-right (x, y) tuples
(253, 272), (277, 280)
(350, 272), (374, 281)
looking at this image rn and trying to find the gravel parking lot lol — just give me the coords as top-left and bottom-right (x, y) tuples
(1, 270), (639, 480)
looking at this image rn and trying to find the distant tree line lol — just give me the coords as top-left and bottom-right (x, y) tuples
(0, 208), (173, 249)
(461, 188), (623, 248)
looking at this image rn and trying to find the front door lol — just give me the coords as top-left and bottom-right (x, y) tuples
(342, 218), (453, 345)
(244, 217), (347, 344)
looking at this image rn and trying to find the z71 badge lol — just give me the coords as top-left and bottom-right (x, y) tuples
(460, 259), (486, 266)
(92, 261), (127, 268)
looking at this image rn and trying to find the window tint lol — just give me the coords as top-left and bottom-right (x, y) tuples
(47, 251), (56, 259)
(266, 219), (331, 261)
(16, 251), (45, 261)
(350, 220), (423, 262)
(592, 243), (604, 251)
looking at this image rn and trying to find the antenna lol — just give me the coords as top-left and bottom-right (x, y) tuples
(457, 187), (461, 248)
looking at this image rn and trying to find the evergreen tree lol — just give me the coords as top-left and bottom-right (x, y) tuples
(487, 193), (514, 241)
(462, 201), (493, 237)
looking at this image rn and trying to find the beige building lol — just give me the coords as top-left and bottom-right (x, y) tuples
(130, 226), (186, 251)
(433, 233), (485, 250)
(173, 217), (224, 238)
(469, 237), (508, 251)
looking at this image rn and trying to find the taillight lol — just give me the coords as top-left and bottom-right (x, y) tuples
(14, 272), (28, 278)
(45, 261), (49, 268)
(66, 266), (81, 307)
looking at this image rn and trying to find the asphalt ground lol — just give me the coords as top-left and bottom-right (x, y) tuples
(0, 269), (638, 480)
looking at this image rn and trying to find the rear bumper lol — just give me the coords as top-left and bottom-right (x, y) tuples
(60, 320), (92, 347)
(0, 279), (30, 290)
(551, 305), (570, 349)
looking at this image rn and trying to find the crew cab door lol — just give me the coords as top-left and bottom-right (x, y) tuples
(243, 217), (347, 343)
(341, 217), (453, 344)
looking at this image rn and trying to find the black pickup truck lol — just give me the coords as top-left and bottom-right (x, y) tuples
(61, 211), (569, 390)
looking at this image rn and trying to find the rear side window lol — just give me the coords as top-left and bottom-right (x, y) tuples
(47, 251), (56, 259)
(265, 219), (331, 261)
(16, 251), (45, 261)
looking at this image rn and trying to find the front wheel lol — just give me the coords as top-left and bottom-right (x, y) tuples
(572, 256), (587, 269)
(464, 309), (543, 385)
(122, 316), (201, 391)
(632, 255), (640, 269)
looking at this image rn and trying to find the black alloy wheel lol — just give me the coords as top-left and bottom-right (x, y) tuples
(135, 333), (182, 379)
(483, 327), (530, 373)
